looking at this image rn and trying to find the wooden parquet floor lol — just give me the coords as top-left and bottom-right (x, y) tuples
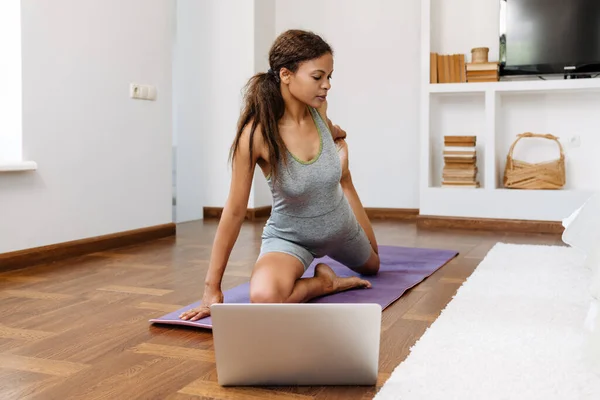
(0, 219), (564, 399)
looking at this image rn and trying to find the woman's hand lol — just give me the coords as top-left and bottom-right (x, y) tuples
(335, 137), (350, 182)
(179, 286), (224, 321)
(331, 123), (346, 140)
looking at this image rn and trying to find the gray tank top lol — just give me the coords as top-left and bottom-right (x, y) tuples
(266, 106), (343, 219)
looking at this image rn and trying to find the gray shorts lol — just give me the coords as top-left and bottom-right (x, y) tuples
(259, 223), (373, 272)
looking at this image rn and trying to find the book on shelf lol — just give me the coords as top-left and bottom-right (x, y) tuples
(430, 55), (500, 84)
(466, 62), (499, 83)
(441, 135), (479, 188)
(430, 53), (466, 83)
(444, 135), (476, 146)
(443, 150), (476, 156)
(441, 181), (480, 188)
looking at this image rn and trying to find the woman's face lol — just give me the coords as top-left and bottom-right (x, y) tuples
(285, 53), (334, 108)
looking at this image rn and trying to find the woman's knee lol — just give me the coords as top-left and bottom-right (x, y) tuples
(250, 284), (285, 303)
(249, 251), (304, 303)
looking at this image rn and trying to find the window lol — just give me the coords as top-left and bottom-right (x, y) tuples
(0, 1), (23, 164)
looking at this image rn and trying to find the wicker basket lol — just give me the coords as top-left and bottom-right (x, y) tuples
(503, 132), (566, 189)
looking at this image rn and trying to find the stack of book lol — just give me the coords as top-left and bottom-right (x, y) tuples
(442, 136), (479, 188)
(430, 53), (466, 83)
(466, 61), (499, 82)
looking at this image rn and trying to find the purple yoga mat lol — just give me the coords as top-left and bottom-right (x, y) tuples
(149, 245), (457, 329)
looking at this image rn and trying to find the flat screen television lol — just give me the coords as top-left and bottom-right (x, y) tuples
(499, 0), (600, 77)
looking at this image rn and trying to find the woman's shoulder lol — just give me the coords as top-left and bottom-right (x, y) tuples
(238, 119), (268, 160)
(314, 101), (344, 140)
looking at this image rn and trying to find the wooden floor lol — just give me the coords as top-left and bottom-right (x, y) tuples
(0, 219), (564, 400)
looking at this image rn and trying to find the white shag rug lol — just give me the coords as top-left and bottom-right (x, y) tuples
(374, 243), (600, 400)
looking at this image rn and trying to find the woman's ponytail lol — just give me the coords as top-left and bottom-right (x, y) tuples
(229, 69), (286, 182)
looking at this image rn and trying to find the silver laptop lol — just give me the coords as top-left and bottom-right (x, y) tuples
(210, 303), (382, 386)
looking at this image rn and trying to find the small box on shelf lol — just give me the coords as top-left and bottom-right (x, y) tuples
(442, 135), (480, 188)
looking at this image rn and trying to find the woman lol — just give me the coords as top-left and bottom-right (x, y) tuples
(180, 29), (380, 322)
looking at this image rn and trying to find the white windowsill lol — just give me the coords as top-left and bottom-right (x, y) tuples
(0, 161), (38, 172)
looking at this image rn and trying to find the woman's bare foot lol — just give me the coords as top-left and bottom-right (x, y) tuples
(315, 263), (371, 295)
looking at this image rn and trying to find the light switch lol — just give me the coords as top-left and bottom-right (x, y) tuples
(130, 83), (157, 101)
(130, 83), (141, 99)
(147, 86), (157, 100)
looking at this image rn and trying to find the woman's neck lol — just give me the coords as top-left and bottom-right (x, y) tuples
(280, 87), (309, 126)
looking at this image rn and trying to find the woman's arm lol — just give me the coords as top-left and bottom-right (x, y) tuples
(204, 125), (261, 290)
(180, 124), (263, 321)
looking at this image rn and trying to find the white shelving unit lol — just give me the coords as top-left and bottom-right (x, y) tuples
(419, 0), (597, 222)
(428, 78), (600, 95)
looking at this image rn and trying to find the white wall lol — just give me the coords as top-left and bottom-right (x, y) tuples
(431, 0), (500, 61)
(0, 0), (23, 163)
(0, 0), (174, 254)
(252, 0), (276, 209)
(175, 0), (421, 217)
(174, 0), (255, 219)
(275, 0), (421, 208)
(174, 0), (273, 222)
